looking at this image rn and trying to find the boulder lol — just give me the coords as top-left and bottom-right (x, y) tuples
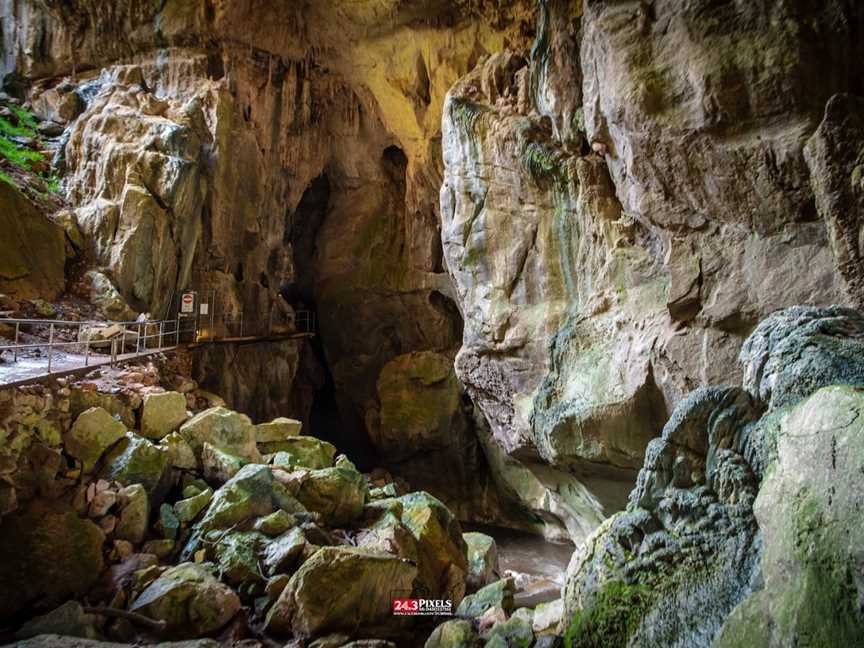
(115, 483), (149, 543)
(294, 461), (367, 526)
(533, 599), (563, 636)
(425, 619), (481, 648)
(356, 508), (418, 562)
(463, 532), (499, 592)
(398, 492), (468, 602)
(255, 417), (302, 442)
(0, 503), (105, 621)
(484, 608), (534, 648)
(83, 269), (137, 321)
(141, 392), (189, 439)
(64, 407), (126, 472)
(194, 464), (276, 534)
(456, 578), (515, 619)
(161, 432), (197, 470)
(174, 487), (212, 523)
(261, 527), (306, 576)
(100, 433), (169, 503)
(212, 530), (267, 588)
(201, 442), (246, 483)
(179, 407), (261, 463)
(267, 436), (337, 469)
(14, 601), (99, 640)
(715, 386), (864, 647)
(254, 509), (296, 536)
(130, 562), (241, 637)
(265, 546), (417, 637)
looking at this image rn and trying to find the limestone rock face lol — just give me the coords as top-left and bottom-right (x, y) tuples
(64, 65), (208, 317)
(0, 181), (66, 300)
(715, 386), (864, 647)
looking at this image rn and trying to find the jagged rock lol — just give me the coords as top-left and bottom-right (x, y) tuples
(0, 181), (66, 300)
(264, 546), (417, 637)
(100, 433), (170, 503)
(201, 442), (246, 483)
(88, 489), (117, 517)
(143, 539), (175, 559)
(293, 460), (368, 527)
(255, 417), (302, 442)
(425, 619), (481, 648)
(738, 306), (864, 411)
(156, 503), (180, 540)
(463, 532), (499, 592)
(161, 432), (197, 470)
(64, 407), (126, 472)
(398, 491), (468, 602)
(82, 270), (137, 321)
(193, 464), (282, 536)
(261, 527), (306, 576)
(69, 389), (138, 429)
(179, 407), (261, 464)
(0, 503), (105, 622)
(211, 530), (267, 588)
(484, 608), (534, 648)
(174, 487), (212, 523)
(141, 392), (189, 439)
(356, 506), (418, 562)
(130, 562), (241, 636)
(532, 599), (563, 636)
(456, 578), (515, 619)
(266, 436), (337, 469)
(254, 509), (296, 536)
(115, 483), (149, 543)
(14, 601), (99, 640)
(715, 386), (864, 647)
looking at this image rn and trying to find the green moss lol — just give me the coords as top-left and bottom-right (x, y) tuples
(449, 98), (487, 139)
(564, 579), (653, 648)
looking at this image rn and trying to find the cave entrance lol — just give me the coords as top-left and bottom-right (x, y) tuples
(283, 172), (377, 470)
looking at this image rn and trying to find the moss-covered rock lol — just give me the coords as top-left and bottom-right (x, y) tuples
(267, 436), (337, 470)
(486, 608), (534, 648)
(294, 462), (367, 527)
(64, 406), (126, 472)
(398, 491), (468, 602)
(195, 464), (276, 534)
(115, 483), (149, 543)
(264, 546), (417, 637)
(425, 619), (481, 648)
(0, 502), (105, 622)
(174, 487), (212, 523)
(255, 417), (302, 442)
(130, 562), (240, 637)
(141, 391), (189, 439)
(715, 386), (864, 647)
(100, 432), (170, 503)
(179, 407), (261, 463)
(463, 531), (499, 592)
(254, 509), (296, 536)
(456, 577), (515, 619)
(201, 442), (246, 483)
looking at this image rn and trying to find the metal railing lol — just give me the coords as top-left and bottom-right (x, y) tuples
(197, 309), (316, 340)
(0, 317), (198, 373)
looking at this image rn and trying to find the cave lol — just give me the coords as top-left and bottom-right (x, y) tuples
(0, 1), (863, 646)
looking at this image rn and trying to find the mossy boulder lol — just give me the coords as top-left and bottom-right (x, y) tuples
(0, 503), (105, 622)
(201, 442), (246, 483)
(141, 391), (189, 439)
(485, 608), (534, 648)
(398, 491), (468, 602)
(212, 530), (267, 588)
(456, 577), (515, 619)
(294, 460), (367, 526)
(267, 436), (337, 469)
(261, 526), (306, 575)
(195, 464), (277, 534)
(100, 432), (170, 503)
(174, 487), (212, 523)
(425, 619), (481, 648)
(715, 386), (864, 647)
(264, 546), (417, 637)
(161, 432), (197, 470)
(463, 531), (499, 592)
(179, 407), (261, 463)
(14, 601), (99, 640)
(255, 417), (302, 443)
(64, 406), (126, 472)
(130, 562), (241, 637)
(115, 483), (149, 542)
(254, 509), (296, 536)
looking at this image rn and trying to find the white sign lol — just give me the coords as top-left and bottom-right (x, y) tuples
(200, 303), (209, 315)
(180, 292), (195, 314)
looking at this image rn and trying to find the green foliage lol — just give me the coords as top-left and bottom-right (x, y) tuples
(572, 107), (585, 133)
(564, 579), (653, 648)
(0, 102), (57, 192)
(520, 141), (561, 183)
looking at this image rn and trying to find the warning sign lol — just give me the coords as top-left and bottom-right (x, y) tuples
(180, 292), (195, 314)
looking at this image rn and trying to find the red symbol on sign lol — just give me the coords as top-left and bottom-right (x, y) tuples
(181, 293), (195, 313)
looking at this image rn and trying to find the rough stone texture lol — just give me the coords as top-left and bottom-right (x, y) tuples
(463, 531), (499, 593)
(715, 386), (864, 647)
(739, 305), (864, 411)
(100, 432), (170, 502)
(179, 406), (261, 464)
(264, 546), (417, 638)
(130, 562), (241, 637)
(141, 392), (189, 440)
(0, 181), (66, 300)
(64, 407), (126, 473)
(0, 502), (105, 622)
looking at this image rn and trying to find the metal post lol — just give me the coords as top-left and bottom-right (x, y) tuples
(138, 323), (143, 352)
(47, 323), (54, 373)
(121, 327), (126, 356)
(176, 318), (181, 345)
(85, 336), (90, 366)
(239, 311), (244, 337)
(13, 322), (19, 362)
(158, 321), (164, 349)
